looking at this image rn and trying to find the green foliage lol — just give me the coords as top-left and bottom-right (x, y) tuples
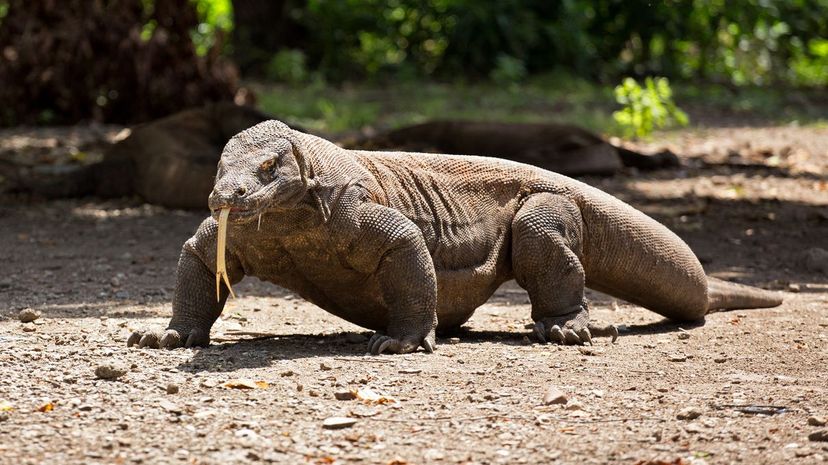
(190, 0), (233, 55)
(266, 49), (308, 84)
(612, 77), (688, 138)
(489, 54), (527, 86)
(283, 0), (828, 87)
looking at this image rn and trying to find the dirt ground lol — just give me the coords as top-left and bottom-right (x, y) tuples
(1, 125), (827, 465)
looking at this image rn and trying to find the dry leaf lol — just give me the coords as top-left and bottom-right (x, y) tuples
(37, 401), (54, 412)
(222, 378), (268, 389)
(0, 401), (13, 411)
(355, 388), (397, 405)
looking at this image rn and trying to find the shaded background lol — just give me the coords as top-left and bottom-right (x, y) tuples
(1, 0), (827, 131)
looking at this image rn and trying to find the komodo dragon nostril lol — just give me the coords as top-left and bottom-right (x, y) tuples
(235, 186), (247, 196)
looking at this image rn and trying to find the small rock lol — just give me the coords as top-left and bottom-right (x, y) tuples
(18, 308), (41, 323)
(322, 417), (358, 429)
(166, 383), (180, 394)
(159, 400), (182, 414)
(565, 400), (583, 411)
(334, 390), (356, 401)
(808, 416), (827, 427)
(802, 247), (828, 274)
(200, 379), (219, 388)
(714, 357), (728, 363)
(542, 386), (568, 405)
(280, 370), (294, 377)
(677, 330), (690, 340)
(578, 346), (603, 356)
(677, 407), (703, 420)
(95, 364), (127, 380)
(21, 324), (36, 332)
(0, 412), (9, 422)
(447, 337), (461, 344)
(319, 363), (332, 371)
(808, 429), (828, 442)
(669, 354), (687, 362)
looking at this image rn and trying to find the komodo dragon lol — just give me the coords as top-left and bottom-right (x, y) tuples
(128, 120), (782, 354)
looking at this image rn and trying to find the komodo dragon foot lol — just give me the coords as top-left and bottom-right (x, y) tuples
(127, 326), (210, 349)
(367, 330), (436, 355)
(532, 305), (619, 345)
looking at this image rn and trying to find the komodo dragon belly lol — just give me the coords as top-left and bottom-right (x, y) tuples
(231, 217), (513, 332)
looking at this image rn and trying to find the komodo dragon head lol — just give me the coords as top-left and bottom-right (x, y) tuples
(208, 120), (312, 224)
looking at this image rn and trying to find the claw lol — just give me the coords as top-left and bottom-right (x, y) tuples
(533, 322), (548, 343)
(588, 323), (619, 343)
(126, 332), (142, 347)
(563, 328), (581, 345)
(577, 327), (592, 345)
(138, 333), (159, 349)
(160, 329), (181, 349)
(549, 325), (565, 344)
(422, 337), (435, 353)
(377, 338), (395, 355)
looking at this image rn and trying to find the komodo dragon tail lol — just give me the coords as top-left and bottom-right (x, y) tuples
(706, 277), (783, 311)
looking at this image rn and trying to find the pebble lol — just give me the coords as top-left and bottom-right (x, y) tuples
(319, 363), (332, 371)
(808, 430), (828, 442)
(677, 331), (690, 340)
(95, 364), (127, 380)
(18, 308), (41, 323)
(669, 354), (688, 362)
(334, 390), (356, 401)
(0, 412), (8, 422)
(808, 416), (827, 427)
(542, 386), (568, 405)
(159, 400), (182, 414)
(447, 337), (461, 344)
(578, 346), (603, 356)
(322, 417), (358, 429)
(166, 384), (180, 394)
(565, 400), (583, 411)
(21, 324), (36, 332)
(677, 407), (703, 420)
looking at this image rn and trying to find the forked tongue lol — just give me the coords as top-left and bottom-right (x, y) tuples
(216, 208), (236, 301)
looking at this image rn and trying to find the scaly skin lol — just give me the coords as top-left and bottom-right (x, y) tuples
(128, 120), (782, 354)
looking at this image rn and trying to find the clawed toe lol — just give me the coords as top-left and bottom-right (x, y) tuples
(366, 332), (434, 355)
(128, 328), (210, 349)
(534, 320), (613, 345)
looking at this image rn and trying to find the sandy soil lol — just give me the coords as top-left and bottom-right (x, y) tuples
(1, 125), (827, 465)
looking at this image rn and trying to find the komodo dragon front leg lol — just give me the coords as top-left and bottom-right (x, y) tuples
(512, 193), (618, 345)
(128, 218), (243, 349)
(341, 200), (438, 355)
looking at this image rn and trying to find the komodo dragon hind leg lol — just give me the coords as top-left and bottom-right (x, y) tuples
(511, 193), (618, 345)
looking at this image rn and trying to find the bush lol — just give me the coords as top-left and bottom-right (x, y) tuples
(612, 77), (689, 138)
(266, 49), (308, 84)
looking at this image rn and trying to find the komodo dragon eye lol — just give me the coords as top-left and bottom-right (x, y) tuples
(259, 158), (277, 176)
